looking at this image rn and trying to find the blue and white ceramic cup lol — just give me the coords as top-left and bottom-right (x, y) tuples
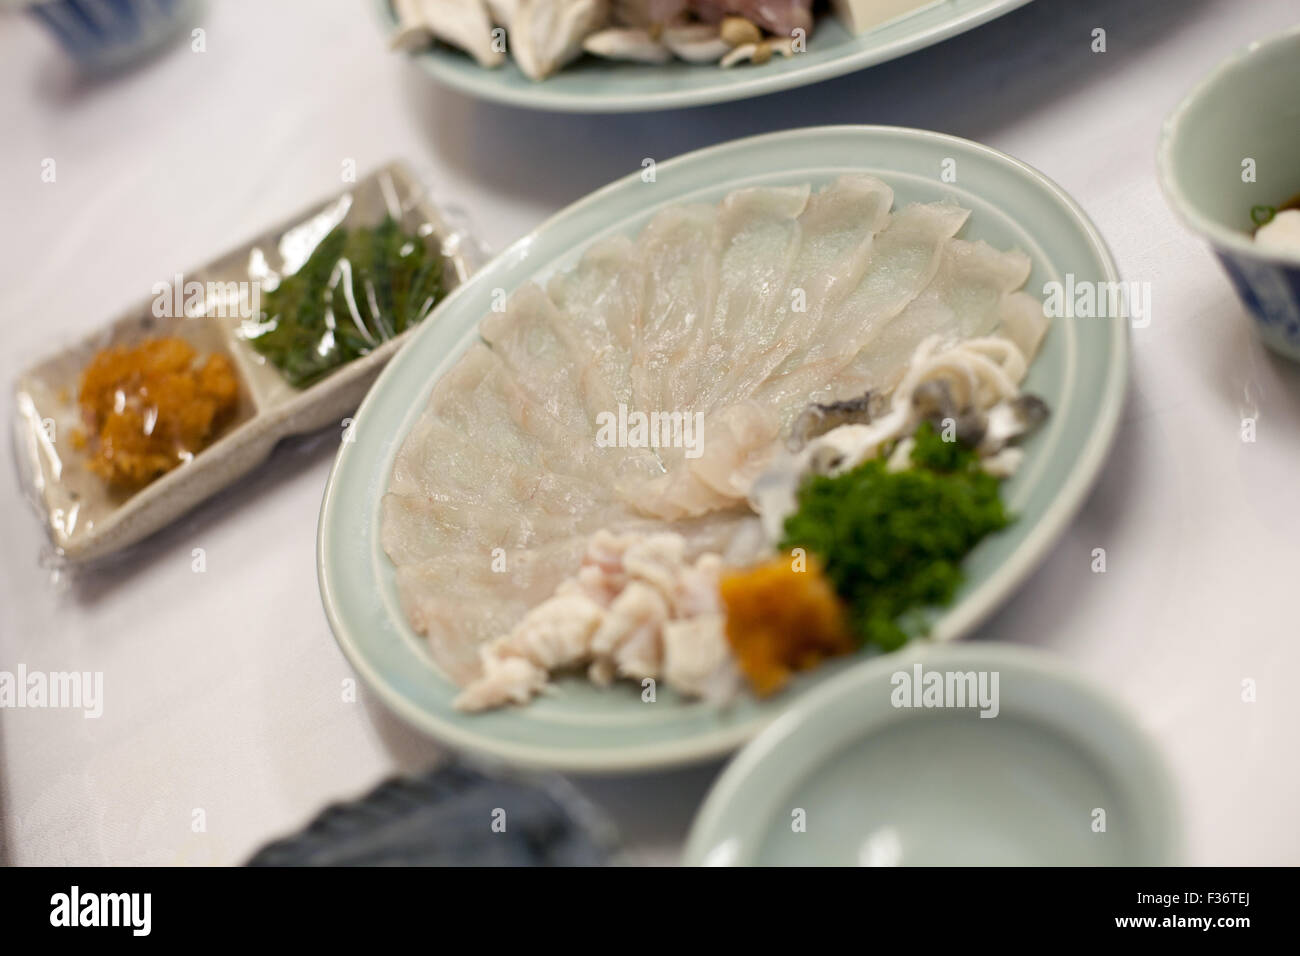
(1158, 24), (1300, 362)
(15, 0), (202, 72)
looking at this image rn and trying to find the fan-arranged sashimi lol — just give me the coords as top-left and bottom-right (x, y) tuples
(382, 175), (1052, 708)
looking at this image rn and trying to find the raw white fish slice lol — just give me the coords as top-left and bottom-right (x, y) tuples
(388, 419), (614, 534)
(397, 572), (533, 685)
(710, 174), (895, 407)
(481, 283), (600, 432)
(385, 344), (631, 571)
(632, 464), (737, 521)
(545, 234), (643, 410)
(481, 281), (639, 469)
(994, 290), (1050, 361)
(388, 412), (536, 506)
(423, 342), (590, 485)
(395, 536), (589, 684)
(629, 202), (720, 417)
(438, 342), (641, 502)
(784, 200), (969, 379)
(822, 237), (1035, 404)
(380, 495), (505, 567)
(381, 482), (599, 566)
(392, 352), (550, 503)
(695, 184), (810, 412)
(382, 439), (627, 566)
(483, 284), (663, 486)
(618, 188), (798, 511)
(631, 401), (782, 519)
(688, 402), (783, 499)
(753, 200), (969, 414)
(927, 237), (1033, 340)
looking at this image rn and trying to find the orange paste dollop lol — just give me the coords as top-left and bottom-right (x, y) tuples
(76, 337), (239, 490)
(719, 554), (855, 696)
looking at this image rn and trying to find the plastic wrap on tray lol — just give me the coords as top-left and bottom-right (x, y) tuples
(12, 160), (484, 567)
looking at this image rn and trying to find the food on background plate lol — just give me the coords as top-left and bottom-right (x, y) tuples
(243, 216), (447, 388)
(389, 0), (938, 79)
(382, 175), (1050, 711)
(830, 0), (935, 36)
(74, 337), (240, 490)
(1251, 196), (1300, 259)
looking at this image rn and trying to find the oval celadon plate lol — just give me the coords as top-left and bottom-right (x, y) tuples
(682, 643), (1180, 865)
(318, 125), (1127, 773)
(377, 0), (1035, 113)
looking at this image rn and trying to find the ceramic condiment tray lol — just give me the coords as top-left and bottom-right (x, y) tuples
(13, 161), (475, 563)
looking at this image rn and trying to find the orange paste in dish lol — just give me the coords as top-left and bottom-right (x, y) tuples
(75, 337), (239, 490)
(719, 554), (855, 696)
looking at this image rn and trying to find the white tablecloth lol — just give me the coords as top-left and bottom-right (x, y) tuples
(2, 0), (1298, 866)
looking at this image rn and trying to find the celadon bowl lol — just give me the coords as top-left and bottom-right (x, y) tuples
(317, 126), (1128, 773)
(1158, 24), (1300, 361)
(684, 643), (1181, 866)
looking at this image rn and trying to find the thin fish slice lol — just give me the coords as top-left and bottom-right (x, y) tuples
(753, 200), (969, 414)
(694, 184), (811, 412)
(483, 282), (661, 484)
(545, 234), (643, 410)
(481, 283), (601, 432)
(391, 350), (547, 505)
(631, 401), (782, 520)
(382, 347), (627, 568)
(418, 344), (601, 504)
(634, 178), (891, 519)
(437, 344), (638, 515)
(994, 290), (1050, 361)
(822, 238), (1034, 404)
(395, 536), (590, 684)
(383, 445), (614, 565)
(630, 203), (720, 416)
(710, 175), (895, 408)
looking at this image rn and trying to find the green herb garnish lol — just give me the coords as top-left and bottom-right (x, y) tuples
(248, 216), (445, 388)
(779, 423), (1009, 651)
(1251, 205), (1277, 228)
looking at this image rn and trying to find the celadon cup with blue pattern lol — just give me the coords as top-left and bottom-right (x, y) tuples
(4, 0), (202, 73)
(1158, 24), (1300, 361)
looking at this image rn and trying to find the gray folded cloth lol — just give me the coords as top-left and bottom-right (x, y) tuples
(247, 761), (618, 867)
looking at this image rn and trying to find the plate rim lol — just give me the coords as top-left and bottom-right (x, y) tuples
(317, 124), (1128, 774)
(376, 0), (1038, 113)
(681, 641), (1182, 865)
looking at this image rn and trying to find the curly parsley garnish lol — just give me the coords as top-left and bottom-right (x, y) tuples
(780, 423), (1010, 651)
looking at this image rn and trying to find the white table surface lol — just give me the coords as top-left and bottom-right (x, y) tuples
(2, 0), (1298, 867)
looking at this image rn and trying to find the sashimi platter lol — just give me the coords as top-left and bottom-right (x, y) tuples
(319, 126), (1127, 770)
